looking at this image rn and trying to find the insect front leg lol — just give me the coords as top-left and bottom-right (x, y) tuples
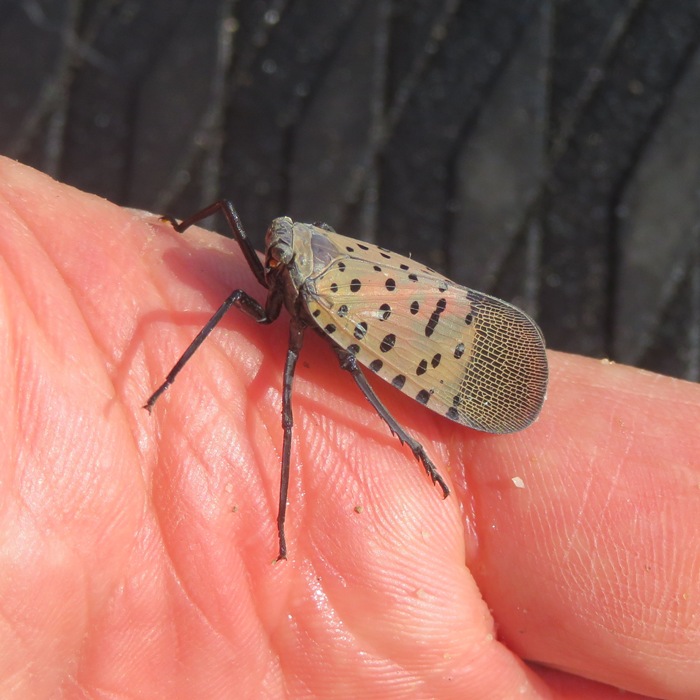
(144, 289), (268, 411)
(276, 316), (306, 561)
(333, 347), (451, 499)
(162, 199), (267, 288)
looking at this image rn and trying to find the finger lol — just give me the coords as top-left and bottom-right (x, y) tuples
(460, 351), (700, 698)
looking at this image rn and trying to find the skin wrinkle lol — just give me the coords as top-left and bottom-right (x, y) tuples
(586, 462), (623, 553)
(79, 218), (145, 361)
(147, 417), (214, 635)
(558, 466), (593, 568)
(299, 559), (444, 697)
(0, 524), (35, 659)
(245, 398), (282, 542)
(231, 386), (303, 676)
(559, 396), (632, 574)
(6, 516), (88, 692)
(194, 341), (273, 531)
(150, 492), (245, 677)
(11, 201), (108, 380)
(5, 201), (143, 541)
(300, 410), (348, 491)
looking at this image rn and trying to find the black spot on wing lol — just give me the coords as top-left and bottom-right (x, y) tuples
(416, 389), (431, 405)
(354, 322), (368, 340)
(425, 298), (447, 337)
(392, 374), (406, 389)
(380, 334), (396, 352)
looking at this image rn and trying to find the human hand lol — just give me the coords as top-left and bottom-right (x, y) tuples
(1, 157), (697, 699)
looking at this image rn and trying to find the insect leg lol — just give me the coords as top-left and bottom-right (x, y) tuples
(162, 200), (267, 288)
(276, 317), (306, 561)
(144, 290), (267, 411)
(334, 348), (450, 499)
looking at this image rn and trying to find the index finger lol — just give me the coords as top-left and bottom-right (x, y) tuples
(465, 350), (700, 698)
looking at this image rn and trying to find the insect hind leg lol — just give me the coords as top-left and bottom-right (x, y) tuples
(333, 348), (450, 499)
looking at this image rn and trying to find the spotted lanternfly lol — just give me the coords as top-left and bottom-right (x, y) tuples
(145, 200), (548, 560)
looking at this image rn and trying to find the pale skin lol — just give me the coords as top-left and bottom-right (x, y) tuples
(0, 157), (698, 699)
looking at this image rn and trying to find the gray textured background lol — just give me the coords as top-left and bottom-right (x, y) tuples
(2, 0), (700, 380)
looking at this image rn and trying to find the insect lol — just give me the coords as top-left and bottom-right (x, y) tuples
(145, 200), (548, 560)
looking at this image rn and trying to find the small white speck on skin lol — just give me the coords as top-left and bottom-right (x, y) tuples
(512, 476), (525, 489)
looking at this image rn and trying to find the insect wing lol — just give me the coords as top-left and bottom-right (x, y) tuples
(303, 230), (548, 434)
